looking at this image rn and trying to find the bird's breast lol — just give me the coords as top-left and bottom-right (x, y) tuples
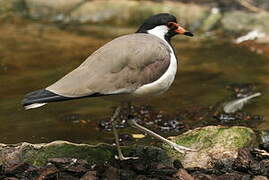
(132, 51), (177, 97)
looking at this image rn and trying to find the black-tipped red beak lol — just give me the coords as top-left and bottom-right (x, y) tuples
(168, 22), (194, 37)
(183, 31), (194, 37)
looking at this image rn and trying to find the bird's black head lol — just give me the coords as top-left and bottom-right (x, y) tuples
(136, 13), (193, 41)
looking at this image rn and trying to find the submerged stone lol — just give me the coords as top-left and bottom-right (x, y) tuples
(163, 126), (256, 168)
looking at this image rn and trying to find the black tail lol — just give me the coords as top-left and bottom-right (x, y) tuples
(22, 89), (105, 109)
(22, 89), (70, 107)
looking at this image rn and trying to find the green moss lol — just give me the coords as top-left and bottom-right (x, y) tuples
(229, 127), (256, 148)
(164, 126), (256, 161)
(174, 128), (216, 148)
(22, 143), (114, 166)
(0, 141), (173, 168)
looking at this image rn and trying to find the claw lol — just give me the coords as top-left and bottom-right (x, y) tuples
(170, 142), (197, 154)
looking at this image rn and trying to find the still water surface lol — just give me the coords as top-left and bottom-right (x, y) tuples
(0, 22), (269, 144)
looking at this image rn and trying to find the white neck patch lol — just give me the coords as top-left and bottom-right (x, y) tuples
(147, 25), (169, 41)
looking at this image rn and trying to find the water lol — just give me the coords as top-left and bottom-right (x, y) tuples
(1, 20), (269, 144)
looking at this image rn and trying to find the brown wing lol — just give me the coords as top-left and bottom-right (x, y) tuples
(46, 33), (171, 97)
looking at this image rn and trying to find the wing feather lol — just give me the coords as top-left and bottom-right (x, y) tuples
(46, 33), (171, 97)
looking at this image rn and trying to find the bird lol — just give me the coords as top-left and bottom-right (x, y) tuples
(22, 13), (195, 160)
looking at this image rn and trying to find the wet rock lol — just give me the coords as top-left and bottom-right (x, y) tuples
(173, 159), (184, 169)
(163, 126), (256, 168)
(133, 146), (173, 166)
(48, 157), (77, 165)
(259, 143), (269, 152)
(233, 148), (252, 172)
(1, 141), (269, 179)
(36, 164), (58, 180)
(158, 118), (185, 132)
(149, 165), (177, 177)
(1, 146), (23, 168)
(80, 171), (97, 180)
(251, 149), (269, 160)
(249, 159), (269, 176)
(253, 176), (269, 180)
(216, 172), (246, 180)
(0, 141), (115, 167)
(191, 173), (215, 180)
(259, 131), (269, 144)
(104, 166), (119, 180)
(132, 160), (148, 172)
(20, 165), (39, 179)
(3, 162), (29, 176)
(119, 169), (136, 180)
(226, 83), (257, 98)
(173, 168), (194, 180)
(134, 175), (148, 180)
(213, 158), (234, 173)
(56, 172), (80, 180)
(2, 178), (19, 180)
(259, 160), (269, 176)
(214, 112), (263, 125)
(48, 157), (89, 175)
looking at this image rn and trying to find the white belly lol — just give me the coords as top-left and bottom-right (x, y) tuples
(131, 26), (178, 97)
(132, 51), (177, 97)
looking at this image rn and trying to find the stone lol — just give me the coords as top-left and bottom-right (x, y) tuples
(217, 172), (246, 180)
(36, 164), (58, 180)
(253, 176), (269, 180)
(3, 162), (29, 175)
(0, 141), (114, 167)
(173, 168), (194, 180)
(104, 166), (119, 180)
(163, 126), (256, 168)
(222, 11), (269, 33)
(3, 178), (19, 180)
(0, 141), (173, 170)
(233, 148), (252, 172)
(80, 171), (97, 180)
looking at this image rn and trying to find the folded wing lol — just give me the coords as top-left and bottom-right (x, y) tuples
(46, 33), (171, 98)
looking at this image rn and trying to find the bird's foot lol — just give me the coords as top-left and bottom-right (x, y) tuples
(115, 154), (139, 161)
(169, 142), (197, 154)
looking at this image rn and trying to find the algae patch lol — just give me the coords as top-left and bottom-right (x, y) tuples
(164, 126), (256, 168)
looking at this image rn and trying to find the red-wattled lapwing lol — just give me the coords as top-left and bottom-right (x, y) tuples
(22, 13), (195, 160)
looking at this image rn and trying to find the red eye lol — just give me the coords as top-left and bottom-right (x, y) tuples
(167, 22), (178, 28)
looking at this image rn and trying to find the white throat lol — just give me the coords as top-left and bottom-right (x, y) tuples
(147, 25), (169, 42)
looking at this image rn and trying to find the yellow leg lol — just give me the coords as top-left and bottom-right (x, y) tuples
(128, 118), (196, 154)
